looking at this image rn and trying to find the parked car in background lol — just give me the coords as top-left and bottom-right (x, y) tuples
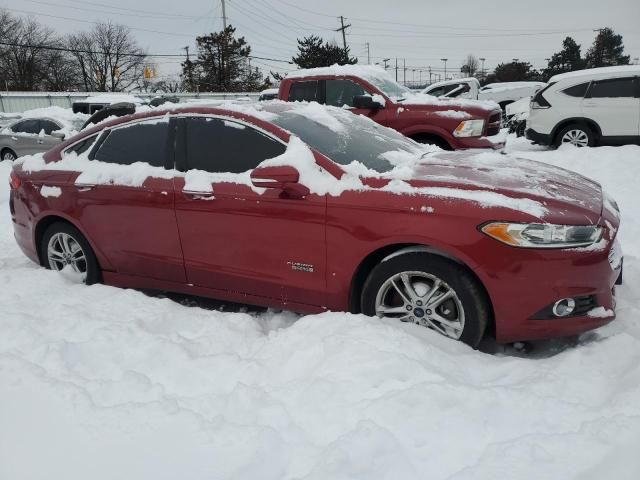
(0, 114), (85, 160)
(279, 65), (503, 150)
(10, 102), (621, 346)
(527, 65), (640, 147)
(423, 78), (545, 110)
(72, 94), (144, 114)
(505, 97), (532, 136)
(259, 88), (279, 101)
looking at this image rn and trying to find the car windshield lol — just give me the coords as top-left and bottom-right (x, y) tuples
(272, 106), (422, 173)
(366, 76), (411, 101)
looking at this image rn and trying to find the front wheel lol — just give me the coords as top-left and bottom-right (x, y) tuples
(1, 148), (17, 161)
(361, 253), (489, 347)
(41, 222), (100, 285)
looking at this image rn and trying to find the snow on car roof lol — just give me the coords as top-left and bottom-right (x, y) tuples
(549, 65), (640, 83)
(285, 64), (392, 81)
(424, 77), (480, 90)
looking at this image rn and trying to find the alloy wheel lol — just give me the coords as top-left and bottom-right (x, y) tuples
(47, 232), (87, 282)
(561, 129), (589, 147)
(375, 271), (465, 339)
(2, 150), (16, 161)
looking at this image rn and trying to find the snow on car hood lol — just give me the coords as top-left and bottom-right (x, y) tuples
(404, 151), (603, 223)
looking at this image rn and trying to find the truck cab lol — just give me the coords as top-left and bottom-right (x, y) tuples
(278, 65), (504, 150)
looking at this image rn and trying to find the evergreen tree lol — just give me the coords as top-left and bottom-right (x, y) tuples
(292, 35), (357, 69)
(585, 28), (630, 67)
(182, 26), (265, 92)
(542, 37), (586, 80)
(487, 61), (540, 83)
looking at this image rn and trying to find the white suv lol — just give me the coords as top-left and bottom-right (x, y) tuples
(526, 66), (640, 147)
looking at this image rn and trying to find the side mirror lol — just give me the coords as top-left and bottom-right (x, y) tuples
(353, 95), (384, 110)
(250, 165), (309, 198)
(51, 131), (65, 140)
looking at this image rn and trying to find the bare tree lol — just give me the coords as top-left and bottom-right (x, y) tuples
(460, 54), (479, 77)
(0, 14), (58, 90)
(68, 23), (146, 92)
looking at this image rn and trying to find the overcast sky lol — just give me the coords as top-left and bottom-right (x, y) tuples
(3, 0), (639, 84)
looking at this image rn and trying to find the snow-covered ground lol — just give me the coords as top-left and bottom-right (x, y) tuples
(1, 138), (640, 480)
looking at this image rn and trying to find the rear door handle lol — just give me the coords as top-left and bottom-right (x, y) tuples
(183, 190), (215, 200)
(76, 183), (96, 192)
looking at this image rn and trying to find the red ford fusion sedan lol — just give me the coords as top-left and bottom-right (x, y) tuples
(9, 102), (622, 347)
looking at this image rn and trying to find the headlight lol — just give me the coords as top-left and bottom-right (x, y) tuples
(453, 119), (484, 138)
(481, 222), (603, 248)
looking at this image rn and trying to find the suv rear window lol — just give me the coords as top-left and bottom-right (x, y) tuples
(288, 81), (321, 102)
(563, 82), (589, 98)
(588, 78), (636, 98)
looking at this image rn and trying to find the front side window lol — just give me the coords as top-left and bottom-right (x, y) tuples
(93, 120), (170, 167)
(288, 81), (320, 102)
(185, 117), (286, 174)
(325, 79), (367, 107)
(563, 82), (589, 98)
(589, 78), (636, 98)
(12, 119), (40, 134)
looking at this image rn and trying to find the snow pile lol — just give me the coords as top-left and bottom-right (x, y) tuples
(39, 185), (62, 198)
(2, 138), (640, 479)
(432, 109), (472, 120)
(75, 93), (145, 105)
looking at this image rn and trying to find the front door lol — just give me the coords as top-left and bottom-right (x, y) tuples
(173, 115), (327, 308)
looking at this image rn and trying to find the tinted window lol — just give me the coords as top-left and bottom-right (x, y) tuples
(185, 117), (286, 174)
(93, 121), (170, 167)
(12, 119), (40, 134)
(428, 84), (465, 97)
(563, 82), (589, 98)
(65, 135), (98, 156)
(325, 79), (367, 107)
(288, 81), (320, 102)
(40, 120), (62, 135)
(589, 78), (636, 98)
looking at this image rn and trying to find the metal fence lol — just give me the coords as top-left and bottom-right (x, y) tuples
(0, 91), (262, 113)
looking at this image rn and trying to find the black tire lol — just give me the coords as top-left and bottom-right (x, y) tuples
(361, 253), (489, 348)
(40, 222), (101, 285)
(555, 124), (596, 148)
(1, 148), (17, 161)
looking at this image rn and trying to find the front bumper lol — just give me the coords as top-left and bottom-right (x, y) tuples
(454, 132), (506, 150)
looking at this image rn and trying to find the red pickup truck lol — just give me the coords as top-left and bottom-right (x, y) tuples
(278, 65), (504, 150)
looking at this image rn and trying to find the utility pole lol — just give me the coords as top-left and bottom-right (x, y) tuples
(336, 16), (351, 51)
(403, 58), (406, 86)
(221, 0), (227, 29)
(479, 57), (486, 80)
(365, 42), (370, 64)
(428, 66), (432, 84)
(183, 45), (193, 91)
(395, 58), (398, 81)
(441, 58), (448, 80)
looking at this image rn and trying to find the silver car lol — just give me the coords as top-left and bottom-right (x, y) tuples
(0, 117), (79, 161)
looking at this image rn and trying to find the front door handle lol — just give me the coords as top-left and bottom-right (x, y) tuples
(76, 183), (96, 192)
(10, 136), (18, 141)
(37, 139), (44, 144)
(183, 190), (215, 200)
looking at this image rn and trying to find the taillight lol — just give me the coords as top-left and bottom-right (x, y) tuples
(531, 83), (554, 109)
(9, 170), (21, 190)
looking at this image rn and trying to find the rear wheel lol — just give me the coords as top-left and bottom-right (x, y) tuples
(1, 148), (17, 161)
(361, 253), (489, 347)
(41, 222), (100, 285)
(556, 124), (595, 148)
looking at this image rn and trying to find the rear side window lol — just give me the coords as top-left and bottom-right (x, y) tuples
(65, 135), (98, 156)
(185, 117), (286, 174)
(325, 79), (367, 107)
(562, 82), (589, 98)
(40, 120), (61, 135)
(588, 78), (636, 98)
(93, 121), (170, 167)
(12, 119), (40, 134)
(288, 81), (320, 102)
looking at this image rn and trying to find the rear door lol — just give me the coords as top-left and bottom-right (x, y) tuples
(7, 119), (42, 156)
(173, 115), (328, 308)
(582, 77), (639, 137)
(68, 118), (186, 283)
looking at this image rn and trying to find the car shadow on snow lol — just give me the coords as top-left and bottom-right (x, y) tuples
(145, 289), (603, 358)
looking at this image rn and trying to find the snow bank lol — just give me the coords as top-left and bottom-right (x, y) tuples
(1, 139), (640, 479)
